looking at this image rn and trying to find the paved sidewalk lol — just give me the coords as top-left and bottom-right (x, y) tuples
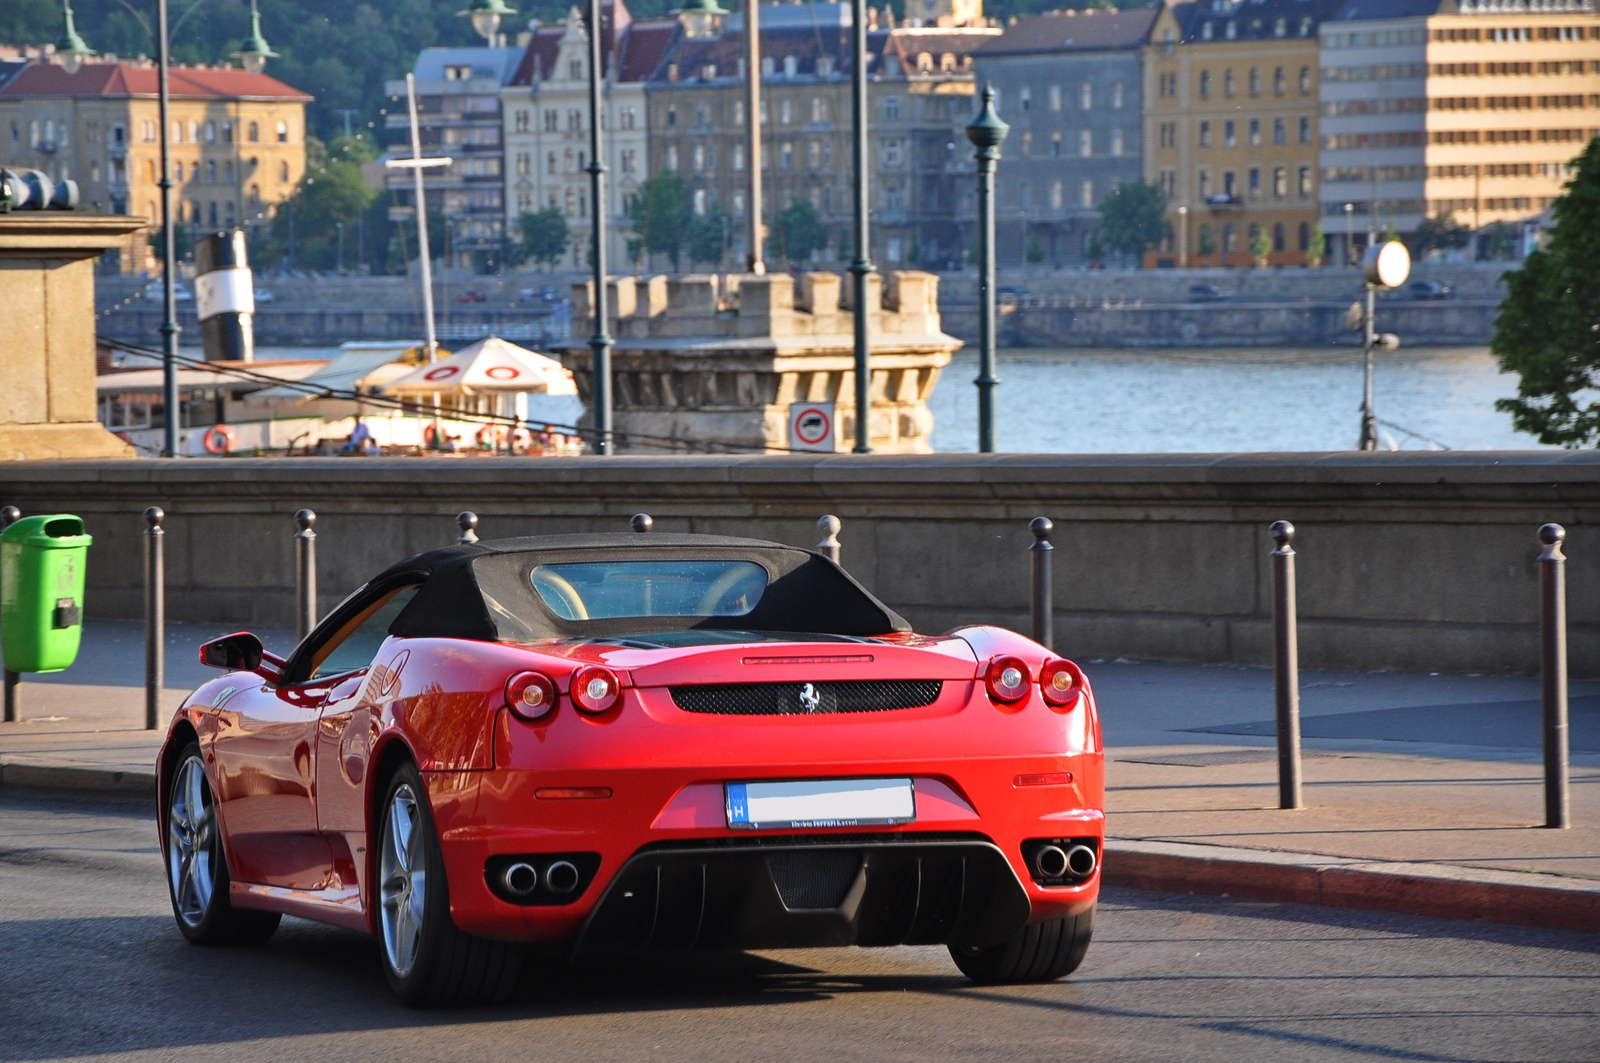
(2, 624), (1596, 931)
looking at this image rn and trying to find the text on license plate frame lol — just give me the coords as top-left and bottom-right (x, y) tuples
(724, 777), (916, 830)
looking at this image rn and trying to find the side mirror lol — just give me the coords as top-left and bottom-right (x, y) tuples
(199, 632), (265, 672)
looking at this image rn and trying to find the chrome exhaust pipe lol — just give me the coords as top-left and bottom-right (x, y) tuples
(1066, 844), (1097, 878)
(501, 861), (539, 896)
(1034, 845), (1069, 879)
(544, 859), (581, 894)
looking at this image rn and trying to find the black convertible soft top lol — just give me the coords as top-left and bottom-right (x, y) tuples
(375, 533), (911, 642)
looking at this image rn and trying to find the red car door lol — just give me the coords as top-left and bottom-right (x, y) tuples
(210, 677), (333, 889)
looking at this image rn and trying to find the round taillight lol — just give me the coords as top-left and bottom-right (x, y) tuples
(570, 665), (622, 714)
(1040, 658), (1083, 707)
(505, 671), (558, 721)
(985, 656), (1031, 704)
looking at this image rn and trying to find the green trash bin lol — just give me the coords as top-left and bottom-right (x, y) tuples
(0, 514), (93, 674)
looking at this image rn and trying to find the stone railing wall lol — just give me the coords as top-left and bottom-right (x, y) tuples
(2, 452), (1597, 676)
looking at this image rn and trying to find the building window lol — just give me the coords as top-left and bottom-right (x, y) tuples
(1051, 180), (1063, 210)
(1298, 222), (1310, 251)
(1299, 117), (1311, 144)
(1111, 129), (1124, 156)
(1112, 82), (1123, 109)
(1272, 166), (1286, 198)
(280, 160), (290, 182)
(1080, 82), (1092, 110)
(693, 145), (705, 171)
(1273, 118), (1285, 145)
(666, 107), (677, 127)
(780, 99), (792, 124)
(733, 144), (744, 171)
(1079, 130), (1092, 156)
(666, 146), (679, 170)
(886, 96), (900, 120)
(204, 121), (216, 143)
(514, 110), (528, 132)
(1224, 120), (1236, 148)
(1273, 67), (1286, 96)
(1248, 68), (1260, 96)
(1020, 131), (1031, 156)
(784, 55), (797, 77)
(1249, 119), (1261, 147)
(224, 162), (233, 182)
(208, 201), (217, 226)
(694, 188), (707, 215)
(811, 97), (826, 122)
(1298, 165), (1312, 198)
(1020, 87), (1031, 112)
(1199, 120), (1211, 148)
(544, 109), (558, 131)
(1223, 170), (1236, 197)
(1248, 167), (1260, 197)
(1199, 70), (1211, 98)
(1049, 85), (1062, 111)
(809, 141), (821, 168)
(547, 152), (557, 175)
(207, 160), (217, 183)
(1051, 132), (1062, 156)
(516, 152), (530, 175)
(221, 122), (232, 143)
(1080, 180), (1093, 208)
(1224, 70), (1235, 97)
(1223, 224), (1236, 255)
(1300, 66), (1312, 93)
(1198, 169), (1211, 198)
(781, 142), (793, 168)
(1272, 223), (1285, 252)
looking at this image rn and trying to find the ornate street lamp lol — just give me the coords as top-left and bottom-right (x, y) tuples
(458, 0), (517, 44)
(156, 0), (180, 456)
(1356, 239), (1409, 451)
(965, 83), (1008, 454)
(584, 0), (612, 453)
(230, 0), (279, 76)
(56, 0), (95, 75)
(676, 0), (728, 38)
(848, 0), (873, 452)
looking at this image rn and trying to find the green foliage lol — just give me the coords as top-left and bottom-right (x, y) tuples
(259, 134), (378, 270)
(687, 204), (730, 267)
(628, 170), (693, 270)
(1084, 229), (1104, 263)
(774, 197), (830, 265)
(1307, 225), (1327, 266)
(1381, 221), (1401, 244)
(1025, 231), (1045, 263)
(1197, 225), (1216, 257)
(1092, 180), (1167, 262)
(517, 208), (570, 268)
(1491, 139), (1600, 447)
(1412, 212), (1471, 255)
(1486, 221), (1518, 260)
(1250, 226), (1272, 264)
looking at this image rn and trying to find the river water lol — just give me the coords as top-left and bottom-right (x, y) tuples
(927, 345), (1546, 454)
(251, 344), (1545, 454)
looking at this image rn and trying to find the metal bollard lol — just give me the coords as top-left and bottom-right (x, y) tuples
(295, 509), (317, 642)
(457, 511), (480, 544)
(817, 515), (842, 565)
(1270, 520), (1303, 810)
(630, 513), (653, 534)
(3, 505), (19, 722)
(1029, 517), (1053, 651)
(144, 507), (165, 731)
(1539, 523), (1570, 829)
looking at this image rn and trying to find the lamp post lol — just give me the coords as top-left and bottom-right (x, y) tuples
(849, 0), (873, 453)
(1343, 201), (1354, 267)
(229, 0), (278, 76)
(55, 0), (95, 74)
(156, 0), (181, 457)
(1357, 238), (1410, 451)
(744, 0), (763, 274)
(965, 83), (1008, 455)
(1178, 204), (1188, 270)
(584, 0), (613, 454)
(458, 0), (517, 44)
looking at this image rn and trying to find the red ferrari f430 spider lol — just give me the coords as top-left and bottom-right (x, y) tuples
(158, 533), (1104, 1006)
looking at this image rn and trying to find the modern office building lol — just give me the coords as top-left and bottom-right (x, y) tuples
(975, 6), (1157, 266)
(1143, 0), (1344, 267)
(1320, 0), (1600, 263)
(501, 1), (674, 270)
(0, 57), (311, 272)
(383, 45), (523, 269)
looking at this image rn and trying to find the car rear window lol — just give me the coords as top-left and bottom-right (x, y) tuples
(530, 560), (768, 620)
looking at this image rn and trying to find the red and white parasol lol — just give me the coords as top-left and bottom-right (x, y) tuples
(381, 336), (576, 397)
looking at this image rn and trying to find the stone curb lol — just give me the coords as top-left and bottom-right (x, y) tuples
(1105, 837), (1600, 934)
(0, 762), (157, 799)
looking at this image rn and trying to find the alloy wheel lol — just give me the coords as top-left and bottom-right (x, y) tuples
(380, 783), (428, 978)
(167, 757), (217, 926)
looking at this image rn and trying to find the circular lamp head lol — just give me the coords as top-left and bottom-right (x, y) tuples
(1361, 240), (1411, 288)
(230, 0), (279, 75)
(965, 83), (1009, 152)
(674, 0), (728, 38)
(458, 0), (517, 42)
(56, 0), (95, 75)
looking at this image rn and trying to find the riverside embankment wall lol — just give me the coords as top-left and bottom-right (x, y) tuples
(3, 453), (1596, 676)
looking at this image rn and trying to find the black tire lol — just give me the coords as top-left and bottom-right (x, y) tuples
(948, 905), (1094, 984)
(164, 742), (281, 946)
(377, 760), (523, 1007)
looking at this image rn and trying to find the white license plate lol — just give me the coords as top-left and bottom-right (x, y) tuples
(724, 777), (916, 830)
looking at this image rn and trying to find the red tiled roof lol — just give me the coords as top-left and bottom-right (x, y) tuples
(0, 61), (312, 101)
(617, 20), (677, 83)
(510, 25), (566, 85)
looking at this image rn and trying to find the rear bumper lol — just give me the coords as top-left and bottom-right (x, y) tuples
(428, 754), (1104, 949)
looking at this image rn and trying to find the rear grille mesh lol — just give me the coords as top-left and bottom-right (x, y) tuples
(669, 680), (943, 716)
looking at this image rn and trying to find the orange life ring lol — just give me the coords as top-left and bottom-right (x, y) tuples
(202, 424), (236, 454)
(477, 424), (508, 448)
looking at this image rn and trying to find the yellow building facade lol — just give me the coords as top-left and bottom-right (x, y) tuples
(0, 60), (311, 272)
(1143, 1), (1340, 267)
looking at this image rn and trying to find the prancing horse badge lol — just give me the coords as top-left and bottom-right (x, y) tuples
(799, 682), (820, 713)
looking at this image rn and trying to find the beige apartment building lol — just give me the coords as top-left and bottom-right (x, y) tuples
(1319, 0), (1600, 261)
(0, 59), (311, 272)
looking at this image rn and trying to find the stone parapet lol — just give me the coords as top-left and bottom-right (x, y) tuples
(556, 270), (960, 453)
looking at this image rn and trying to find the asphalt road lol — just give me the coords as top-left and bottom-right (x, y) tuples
(2, 794), (1596, 1063)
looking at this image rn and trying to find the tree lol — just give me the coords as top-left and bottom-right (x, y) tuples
(517, 208), (570, 269)
(687, 204), (730, 268)
(628, 170), (693, 271)
(1307, 225), (1327, 267)
(1412, 212), (1471, 256)
(1486, 221), (1518, 261)
(1197, 225), (1216, 258)
(1250, 226), (1272, 266)
(1491, 139), (1600, 447)
(1092, 180), (1166, 263)
(1025, 230), (1045, 264)
(261, 134), (377, 271)
(773, 197), (830, 266)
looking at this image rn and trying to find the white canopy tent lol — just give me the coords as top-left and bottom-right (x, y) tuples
(382, 336), (576, 406)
